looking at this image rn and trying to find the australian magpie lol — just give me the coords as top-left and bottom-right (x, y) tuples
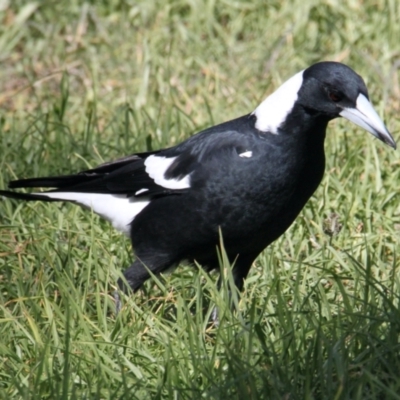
(0, 62), (396, 305)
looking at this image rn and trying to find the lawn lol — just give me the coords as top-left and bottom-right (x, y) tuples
(1, 0), (400, 398)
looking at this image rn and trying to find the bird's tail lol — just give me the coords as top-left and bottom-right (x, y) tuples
(1, 173), (101, 202)
(0, 189), (61, 202)
(8, 174), (98, 190)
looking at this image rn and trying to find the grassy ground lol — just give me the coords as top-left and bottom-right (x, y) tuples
(1, 0), (400, 398)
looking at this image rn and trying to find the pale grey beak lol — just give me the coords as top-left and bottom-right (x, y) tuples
(340, 93), (396, 149)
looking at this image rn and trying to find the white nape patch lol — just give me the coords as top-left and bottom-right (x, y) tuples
(135, 188), (149, 195)
(36, 192), (149, 236)
(144, 155), (190, 190)
(252, 70), (304, 134)
(239, 150), (252, 158)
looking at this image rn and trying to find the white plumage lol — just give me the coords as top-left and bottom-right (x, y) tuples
(253, 70), (304, 134)
(144, 155), (191, 190)
(35, 192), (150, 235)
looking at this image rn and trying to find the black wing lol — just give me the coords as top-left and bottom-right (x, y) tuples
(1, 114), (258, 201)
(2, 149), (180, 200)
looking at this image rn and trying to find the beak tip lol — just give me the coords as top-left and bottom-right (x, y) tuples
(388, 139), (397, 150)
(380, 129), (396, 149)
(340, 94), (396, 151)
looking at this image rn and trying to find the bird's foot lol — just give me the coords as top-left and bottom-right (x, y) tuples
(114, 290), (122, 315)
(211, 306), (219, 326)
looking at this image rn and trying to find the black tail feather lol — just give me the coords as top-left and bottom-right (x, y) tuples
(0, 190), (61, 202)
(8, 174), (98, 190)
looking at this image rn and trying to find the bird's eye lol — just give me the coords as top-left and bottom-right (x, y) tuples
(329, 91), (342, 102)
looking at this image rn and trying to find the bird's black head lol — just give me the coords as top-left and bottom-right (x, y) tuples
(298, 62), (368, 118)
(296, 61), (396, 148)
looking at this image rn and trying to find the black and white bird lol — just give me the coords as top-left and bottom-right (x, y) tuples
(0, 62), (396, 304)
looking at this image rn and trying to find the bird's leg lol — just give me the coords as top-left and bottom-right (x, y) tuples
(114, 255), (174, 314)
(232, 254), (255, 292)
(113, 259), (149, 314)
(211, 254), (255, 324)
(118, 260), (152, 293)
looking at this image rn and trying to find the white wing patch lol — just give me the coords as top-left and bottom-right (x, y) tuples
(135, 188), (149, 195)
(144, 155), (190, 190)
(35, 192), (149, 236)
(239, 151), (252, 158)
(253, 70), (304, 134)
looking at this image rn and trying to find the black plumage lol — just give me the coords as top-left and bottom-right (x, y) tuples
(0, 62), (396, 301)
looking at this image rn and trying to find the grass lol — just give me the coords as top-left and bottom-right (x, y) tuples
(1, 0), (400, 398)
